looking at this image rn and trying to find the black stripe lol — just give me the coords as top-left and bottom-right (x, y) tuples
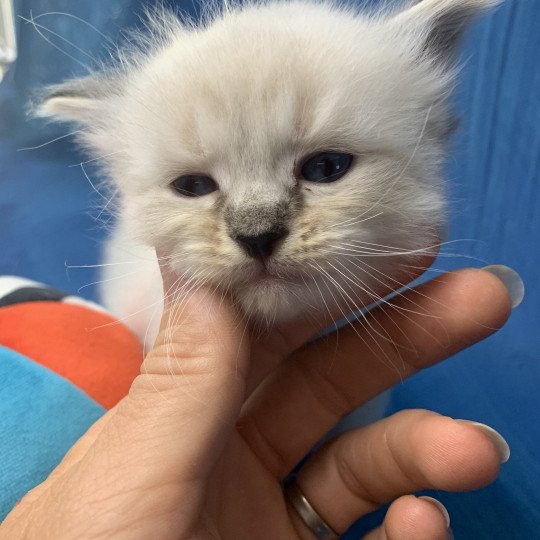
(0, 287), (68, 308)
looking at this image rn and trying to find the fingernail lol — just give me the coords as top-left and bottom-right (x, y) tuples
(481, 265), (524, 308)
(419, 496), (450, 528)
(458, 420), (511, 463)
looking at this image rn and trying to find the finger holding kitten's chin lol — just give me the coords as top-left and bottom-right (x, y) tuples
(155, 246), (238, 326)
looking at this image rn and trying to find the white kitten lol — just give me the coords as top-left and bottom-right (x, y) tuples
(38, 0), (497, 345)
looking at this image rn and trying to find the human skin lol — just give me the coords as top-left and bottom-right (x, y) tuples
(0, 268), (512, 539)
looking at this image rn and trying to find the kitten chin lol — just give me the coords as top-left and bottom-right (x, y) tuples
(234, 279), (302, 323)
(36, 0), (498, 345)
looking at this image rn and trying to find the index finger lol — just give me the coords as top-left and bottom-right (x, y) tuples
(239, 269), (513, 478)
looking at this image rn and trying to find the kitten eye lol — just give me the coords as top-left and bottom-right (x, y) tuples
(170, 175), (218, 197)
(300, 152), (353, 183)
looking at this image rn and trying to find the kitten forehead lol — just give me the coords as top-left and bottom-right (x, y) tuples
(129, 5), (354, 153)
(37, 0), (495, 192)
(123, 3), (437, 174)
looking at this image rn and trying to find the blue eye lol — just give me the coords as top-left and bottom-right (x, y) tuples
(300, 152), (353, 183)
(171, 175), (218, 197)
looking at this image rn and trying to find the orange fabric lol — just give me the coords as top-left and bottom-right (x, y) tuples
(0, 302), (143, 409)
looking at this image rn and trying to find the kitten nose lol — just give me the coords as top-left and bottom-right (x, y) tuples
(234, 228), (288, 260)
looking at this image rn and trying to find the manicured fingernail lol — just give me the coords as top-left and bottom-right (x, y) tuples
(419, 496), (450, 528)
(458, 420), (511, 463)
(481, 265), (524, 308)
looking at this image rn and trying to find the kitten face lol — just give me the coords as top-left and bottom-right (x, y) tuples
(38, 0), (497, 324)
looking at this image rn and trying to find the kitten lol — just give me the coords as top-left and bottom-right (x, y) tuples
(37, 0), (497, 346)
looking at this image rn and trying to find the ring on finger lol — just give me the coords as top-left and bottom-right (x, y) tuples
(284, 480), (339, 540)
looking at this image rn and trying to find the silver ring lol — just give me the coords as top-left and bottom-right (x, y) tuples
(284, 480), (339, 540)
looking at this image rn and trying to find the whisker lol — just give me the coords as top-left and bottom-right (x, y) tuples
(68, 152), (122, 168)
(80, 163), (110, 201)
(329, 259), (417, 354)
(317, 261), (406, 352)
(17, 130), (83, 151)
(95, 189), (119, 221)
(334, 259), (445, 350)
(19, 12), (95, 67)
(344, 237), (476, 251)
(65, 260), (144, 269)
(76, 268), (143, 293)
(309, 262), (400, 373)
(328, 211), (385, 230)
(322, 247), (435, 258)
(341, 258), (441, 320)
(30, 11), (116, 45)
(306, 268), (348, 366)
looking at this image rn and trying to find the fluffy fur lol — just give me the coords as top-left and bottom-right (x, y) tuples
(38, 0), (497, 344)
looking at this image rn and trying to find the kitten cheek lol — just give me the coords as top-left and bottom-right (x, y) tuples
(438, 222), (450, 244)
(426, 228), (443, 261)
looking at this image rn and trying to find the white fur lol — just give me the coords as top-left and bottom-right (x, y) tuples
(38, 0), (497, 345)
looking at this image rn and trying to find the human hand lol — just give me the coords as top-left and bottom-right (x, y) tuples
(0, 268), (514, 539)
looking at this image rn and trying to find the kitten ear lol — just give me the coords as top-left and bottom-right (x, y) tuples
(391, 0), (500, 59)
(35, 74), (117, 124)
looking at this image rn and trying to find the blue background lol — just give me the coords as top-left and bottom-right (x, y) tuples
(0, 0), (538, 537)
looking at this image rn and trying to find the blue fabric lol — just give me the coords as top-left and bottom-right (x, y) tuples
(346, 2), (540, 537)
(0, 346), (105, 521)
(347, 2), (540, 537)
(0, 141), (102, 297)
(0, 0), (538, 537)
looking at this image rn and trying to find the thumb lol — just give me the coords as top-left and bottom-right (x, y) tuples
(122, 286), (250, 482)
(62, 287), (250, 495)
